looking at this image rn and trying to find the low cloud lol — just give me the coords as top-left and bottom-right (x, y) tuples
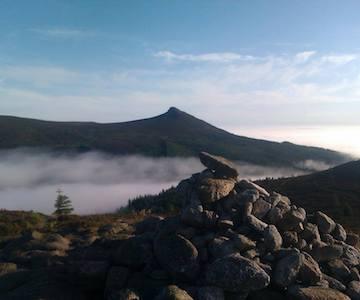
(29, 28), (95, 39)
(0, 150), (331, 214)
(154, 51), (256, 63)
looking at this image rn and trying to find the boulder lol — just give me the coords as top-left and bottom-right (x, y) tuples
(342, 244), (360, 267)
(155, 285), (193, 300)
(208, 237), (236, 260)
(233, 234), (256, 252)
(252, 199), (272, 219)
(316, 211), (336, 234)
(301, 223), (321, 242)
(112, 236), (152, 268)
(264, 225), (282, 252)
(274, 253), (303, 288)
(181, 205), (204, 228)
(346, 233), (359, 247)
(105, 266), (130, 298)
(323, 274), (347, 292)
(198, 178), (235, 204)
(197, 286), (225, 300)
(154, 234), (199, 281)
(206, 253), (270, 293)
(346, 281), (360, 300)
(288, 285), (351, 300)
(299, 252), (322, 285)
(108, 289), (140, 300)
(246, 215), (268, 233)
(0, 263), (17, 276)
(199, 152), (238, 179)
(332, 224), (347, 242)
(278, 207), (306, 231)
(267, 202), (291, 225)
(282, 231), (299, 248)
(311, 244), (343, 262)
(135, 216), (163, 234)
(327, 259), (351, 282)
(236, 180), (270, 197)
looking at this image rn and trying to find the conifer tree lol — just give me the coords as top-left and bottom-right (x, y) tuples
(54, 189), (74, 216)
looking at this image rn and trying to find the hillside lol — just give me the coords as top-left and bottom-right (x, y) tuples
(0, 107), (349, 167)
(258, 160), (360, 230)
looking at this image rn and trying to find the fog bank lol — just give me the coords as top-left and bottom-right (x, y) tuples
(0, 150), (327, 214)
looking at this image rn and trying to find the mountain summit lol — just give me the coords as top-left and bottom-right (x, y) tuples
(0, 108), (349, 168)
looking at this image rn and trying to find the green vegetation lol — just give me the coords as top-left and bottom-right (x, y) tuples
(0, 210), (47, 237)
(118, 187), (181, 215)
(53, 190), (74, 216)
(0, 107), (349, 168)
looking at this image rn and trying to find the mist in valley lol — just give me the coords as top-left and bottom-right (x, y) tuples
(0, 149), (330, 214)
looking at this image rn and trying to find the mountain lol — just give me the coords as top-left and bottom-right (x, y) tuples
(0, 107), (349, 168)
(258, 160), (360, 230)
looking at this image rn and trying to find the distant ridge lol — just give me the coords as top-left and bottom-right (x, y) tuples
(258, 160), (360, 229)
(0, 107), (350, 168)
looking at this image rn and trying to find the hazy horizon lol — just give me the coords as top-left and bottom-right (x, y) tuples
(0, 149), (326, 214)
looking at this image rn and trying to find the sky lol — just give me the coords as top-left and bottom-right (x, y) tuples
(1, 0), (360, 156)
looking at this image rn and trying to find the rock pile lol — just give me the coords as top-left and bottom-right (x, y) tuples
(106, 152), (359, 300)
(0, 152), (359, 300)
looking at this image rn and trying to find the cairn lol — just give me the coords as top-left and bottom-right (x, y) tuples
(101, 152), (360, 299)
(1, 152), (359, 300)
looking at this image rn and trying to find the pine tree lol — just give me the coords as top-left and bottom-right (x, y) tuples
(54, 189), (74, 216)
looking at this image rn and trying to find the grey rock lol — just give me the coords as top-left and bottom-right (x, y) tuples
(236, 180), (270, 197)
(287, 285), (351, 300)
(181, 205), (204, 228)
(316, 211), (336, 234)
(246, 215), (268, 233)
(199, 152), (238, 179)
(233, 234), (256, 252)
(274, 252), (303, 288)
(238, 189), (259, 203)
(208, 237), (236, 260)
(311, 244), (343, 262)
(198, 178), (235, 204)
(155, 285), (193, 300)
(351, 268), (360, 281)
(327, 259), (351, 282)
(154, 234), (199, 281)
(282, 231), (299, 248)
(346, 281), (360, 300)
(323, 273), (347, 292)
(301, 223), (321, 242)
(267, 201), (291, 225)
(299, 252), (322, 285)
(342, 244), (360, 267)
(197, 286), (224, 300)
(264, 225), (282, 252)
(278, 207), (306, 231)
(113, 236), (152, 268)
(346, 233), (359, 247)
(332, 224), (347, 242)
(252, 199), (272, 219)
(206, 253), (270, 293)
(105, 266), (130, 298)
(0, 263), (17, 276)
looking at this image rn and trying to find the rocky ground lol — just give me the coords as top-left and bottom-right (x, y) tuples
(0, 152), (360, 299)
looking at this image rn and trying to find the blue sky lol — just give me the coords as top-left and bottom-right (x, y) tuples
(1, 0), (360, 154)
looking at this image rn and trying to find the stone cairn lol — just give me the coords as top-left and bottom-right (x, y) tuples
(1, 152), (359, 300)
(101, 152), (360, 300)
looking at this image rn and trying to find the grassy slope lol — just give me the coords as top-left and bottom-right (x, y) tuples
(258, 160), (360, 230)
(0, 107), (349, 167)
